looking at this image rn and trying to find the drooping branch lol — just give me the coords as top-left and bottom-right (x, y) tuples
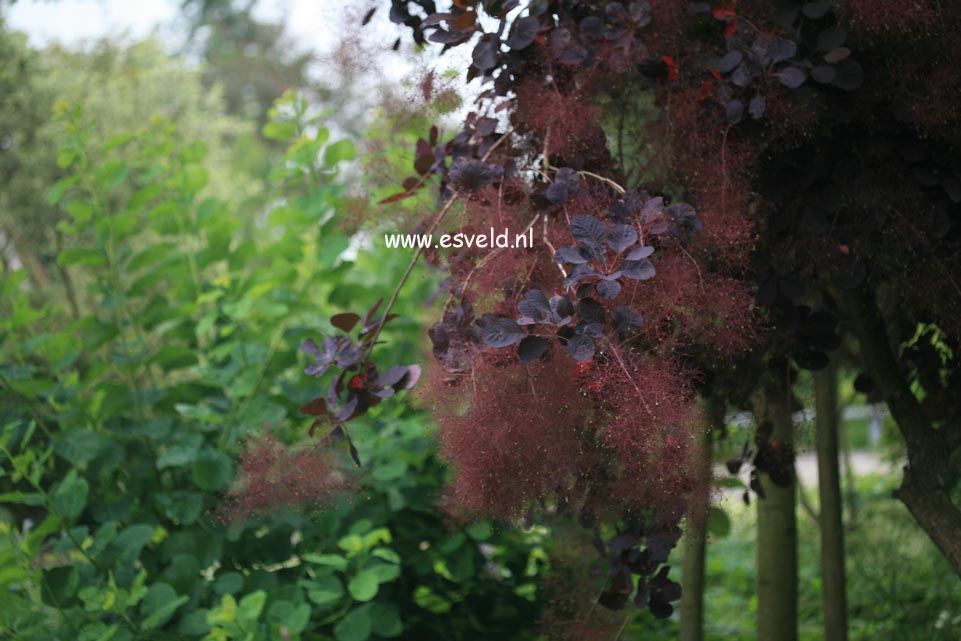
(845, 286), (961, 577)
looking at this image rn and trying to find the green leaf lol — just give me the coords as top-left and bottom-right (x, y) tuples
(111, 524), (154, 562)
(78, 621), (121, 641)
(347, 570), (379, 602)
(466, 521), (493, 541)
(58, 248), (106, 268)
(156, 442), (201, 470)
(152, 345), (198, 371)
(0, 491), (45, 506)
(371, 459), (407, 482)
(303, 553), (349, 571)
(95, 160), (129, 189)
(337, 534), (363, 556)
(140, 582), (188, 630)
(181, 164), (209, 195)
(64, 200), (96, 223)
(334, 603), (372, 641)
(191, 450), (233, 491)
(53, 469), (89, 519)
(54, 430), (103, 467)
(267, 601), (311, 634)
(213, 572), (245, 595)
(237, 590), (267, 624)
(262, 120), (297, 142)
(707, 506), (732, 538)
(370, 602), (403, 637)
(306, 575), (344, 608)
(127, 243), (176, 273)
(367, 561), (400, 584)
(48, 176), (80, 206)
(175, 403), (226, 424)
(324, 139), (357, 167)
(371, 548), (401, 564)
(448, 546), (476, 583)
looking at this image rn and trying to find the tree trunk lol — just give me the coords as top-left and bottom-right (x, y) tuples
(814, 358), (848, 641)
(846, 287), (961, 577)
(679, 397), (721, 641)
(838, 411), (858, 523)
(754, 367), (798, 641)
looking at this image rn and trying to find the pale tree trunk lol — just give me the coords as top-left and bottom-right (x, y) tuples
(814, 358), (848, 641)
(679, 396), (722, 641)
(839, 415), (858, 523)
(754, 367), (798, 641)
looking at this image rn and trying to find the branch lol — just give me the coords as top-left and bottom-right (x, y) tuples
(844, 285), (961, 576)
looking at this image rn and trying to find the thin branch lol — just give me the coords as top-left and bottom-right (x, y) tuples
(368, 128), (515, 356)
(542, 213), (567, 279)
(578, 170), (627, 194)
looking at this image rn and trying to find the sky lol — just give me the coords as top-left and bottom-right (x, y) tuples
(4, 0), (476, 96)
(7, 0), (347, 53)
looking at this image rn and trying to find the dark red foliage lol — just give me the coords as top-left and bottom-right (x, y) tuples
(355, 0), (961, 609)
(427, 353), (596, 519)
(219, 432), (351, 524)
(842, 0), (938, 33)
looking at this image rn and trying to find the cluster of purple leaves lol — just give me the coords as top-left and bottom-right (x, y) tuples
(700, 1), (863, 125)
(595, 525), (682, 617)
(380, 113), (509, 205)
(299, 300), (420, 464)
(477, 289), (643, 363)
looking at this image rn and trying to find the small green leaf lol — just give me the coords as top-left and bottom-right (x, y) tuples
(48, 176), (80, 206)
(213, 572), (244, 595)
(466, 521), (493, 541)
(303, 553), (349, 571)
(371, 548), (400, 564)
(367, 561), (400, 584)
(140, 583), (188, 630)
(64, 200), (96, 223)
(306, 575), (344, 608)
(0, 491), (45, 506)
(707, 506), (732, 538)
(54, 430), (103, 467)
(371, 459), (407, 482)
(191, 450), (232, 491)
(324, 139), (356, 167)
(237, 590), (267, 623)
(267, 601), (311, 634)
(370, 602), (403, 637)
(53, 469), (89, 519)
(347, 570), (379, 601)
(95, 160), (128, 189)
(262, 120), (297, 141)
(334, 603), (372, 641)
(58, 248), (106, 268)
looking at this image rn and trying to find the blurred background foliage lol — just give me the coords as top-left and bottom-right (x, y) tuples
(1, 2), (959, 640)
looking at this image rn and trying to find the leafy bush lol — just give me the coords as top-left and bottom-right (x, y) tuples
(0, 91), (545, 640)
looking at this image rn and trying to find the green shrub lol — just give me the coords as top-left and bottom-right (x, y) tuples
(0, 91), (545, 641)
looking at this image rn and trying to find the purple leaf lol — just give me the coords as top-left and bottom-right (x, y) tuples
(607, 224), (638, 254)
(567, 334), (595, 361)
(621, 259), (656, 281)
(480, 316), (526, 348)
(625, 245), (655, 261)
(506, 15), (539, 50)
(518, 336), (549, 364)
(778, 66), (807, 89)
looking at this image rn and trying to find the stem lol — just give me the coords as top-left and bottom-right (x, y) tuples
(367, 128), (514, 356)
(605, 338), (652, 416)
(578, 170), (626, 194)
